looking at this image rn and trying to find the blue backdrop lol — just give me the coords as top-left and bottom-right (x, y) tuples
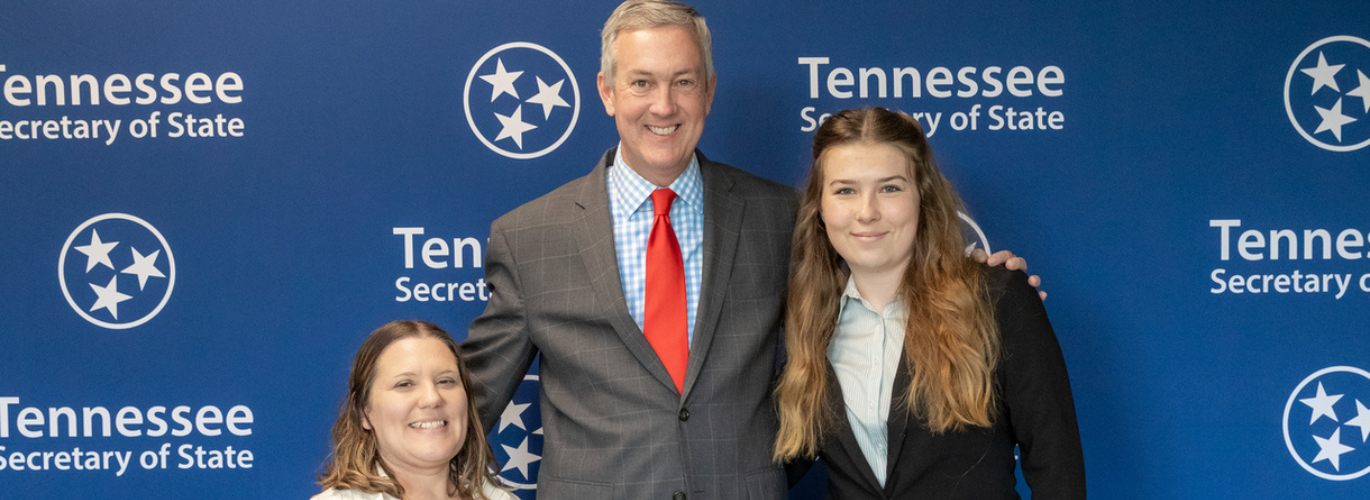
(3, 1), (1369, 498)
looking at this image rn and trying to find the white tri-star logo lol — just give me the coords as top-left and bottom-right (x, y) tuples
(1283, 366), (1370, 480)
(464, 42), (581, 160)
(1283, 36), (1370, 152)
(59, 213), (176, 330)
(477, 61), (571, 150)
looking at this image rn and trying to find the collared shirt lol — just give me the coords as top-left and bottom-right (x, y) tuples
(828, 276), (906, 487)
(607, 146), (704, 343)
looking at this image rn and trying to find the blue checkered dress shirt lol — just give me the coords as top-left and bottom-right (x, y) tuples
(607, 147), (703, 344)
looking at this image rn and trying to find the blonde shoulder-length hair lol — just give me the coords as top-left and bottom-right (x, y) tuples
(318, 320), (504, 499)
(774, 108), (1001, 460)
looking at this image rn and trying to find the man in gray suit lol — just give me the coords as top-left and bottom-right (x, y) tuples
(463, 2), (792, 499)
(462, 2), (1029, 499)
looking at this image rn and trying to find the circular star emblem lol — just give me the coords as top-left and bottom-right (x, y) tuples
(464, 42), (581, 160)
(1283, 366), (1370, 481)
(58, 213), (176, 329)
(490, 374), (543, 496)
(1284, 35), (1370, 152)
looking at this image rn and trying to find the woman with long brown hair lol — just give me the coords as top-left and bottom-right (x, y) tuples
(774, 108), (1084, 498)
(315, 320), (512, 500)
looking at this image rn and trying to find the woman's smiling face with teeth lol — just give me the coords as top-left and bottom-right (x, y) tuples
(363, 336), (468, 472)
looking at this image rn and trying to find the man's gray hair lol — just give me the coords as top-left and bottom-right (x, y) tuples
(600, 0), (714, 87)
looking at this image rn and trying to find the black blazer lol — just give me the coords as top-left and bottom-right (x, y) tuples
(819, 267), (1086, 499)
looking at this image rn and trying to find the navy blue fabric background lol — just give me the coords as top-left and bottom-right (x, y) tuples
(3, 1), (1369, 497)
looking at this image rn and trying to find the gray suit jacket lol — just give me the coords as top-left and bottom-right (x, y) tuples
(463, 149), (797, 500)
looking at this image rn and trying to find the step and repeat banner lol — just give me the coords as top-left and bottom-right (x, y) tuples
(3, 1), (1368, 498)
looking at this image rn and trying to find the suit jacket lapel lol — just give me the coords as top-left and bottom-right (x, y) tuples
(680, 151), (742, 400)
(884, 348), (911, 492)
(572, 149), (680, 393)
(825, 362), (885, 492)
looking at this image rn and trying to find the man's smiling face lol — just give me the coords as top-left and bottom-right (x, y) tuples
(598, 25), (714, 183)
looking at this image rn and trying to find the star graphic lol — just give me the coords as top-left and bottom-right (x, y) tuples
(499, 401), (531, 433)
(500, 436), (541, 480)
(120, 247), (165, 290)
(73, 229), (119, 272)
(1301, 52), (1344, 95)
(88, 276), (133, 320)
(1346, 69), (1370, 114)
(525, 76), (570, 119)
(1311, 428), (1355, 471)
(1313, 98), (1357, 142)
(1301, 382), (1343, 425)
(1346, 399), (1370, 443)
(494, 105), (538, 149)
(480, 59), (523, 102)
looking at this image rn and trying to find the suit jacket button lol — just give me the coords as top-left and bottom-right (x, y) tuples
(678, 408), (690, 421)
(672, 491), (687, 500)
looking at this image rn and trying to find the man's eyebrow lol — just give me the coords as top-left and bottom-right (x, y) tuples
(622, 68), (701, 78)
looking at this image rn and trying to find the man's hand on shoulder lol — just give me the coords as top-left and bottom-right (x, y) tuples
(971, 248), (1046, 301)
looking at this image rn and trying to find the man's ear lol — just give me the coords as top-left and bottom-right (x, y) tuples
(598, 72), (616, 117)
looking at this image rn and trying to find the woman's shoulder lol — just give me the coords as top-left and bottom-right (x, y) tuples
(978, 263), (1034, 303)
(310, 488), (392, 500)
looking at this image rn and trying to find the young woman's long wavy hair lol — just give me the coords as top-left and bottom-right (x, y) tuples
(774, 108), (1001, 460)
(318, 320), (505, 499)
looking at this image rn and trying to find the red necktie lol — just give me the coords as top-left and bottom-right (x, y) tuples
(644, 188), (689, 392)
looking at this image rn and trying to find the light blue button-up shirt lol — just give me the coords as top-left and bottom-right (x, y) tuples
(828, 276), (906, 486)
(606, 147), (704, 343)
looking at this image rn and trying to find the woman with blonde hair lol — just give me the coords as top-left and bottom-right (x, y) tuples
(774, 108), (1084, 498)
(315, 320), (512, 500)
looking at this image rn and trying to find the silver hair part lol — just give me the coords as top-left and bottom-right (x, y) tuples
(600, 0), (714, 87)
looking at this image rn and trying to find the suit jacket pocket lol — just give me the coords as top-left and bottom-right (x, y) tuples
(744, 465), (787, 500)
(537, 476), (614, 500)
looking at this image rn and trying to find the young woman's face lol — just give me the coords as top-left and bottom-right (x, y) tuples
(820, 142), (920, 279)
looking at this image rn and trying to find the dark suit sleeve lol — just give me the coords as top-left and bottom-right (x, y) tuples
(462, 221), (538, 434)
(994, 269), (1086, 499)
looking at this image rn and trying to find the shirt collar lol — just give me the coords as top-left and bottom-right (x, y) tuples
(842, 275), (863, 300)
(608, 144), (703, 219)
(839, 275), (906, 317)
